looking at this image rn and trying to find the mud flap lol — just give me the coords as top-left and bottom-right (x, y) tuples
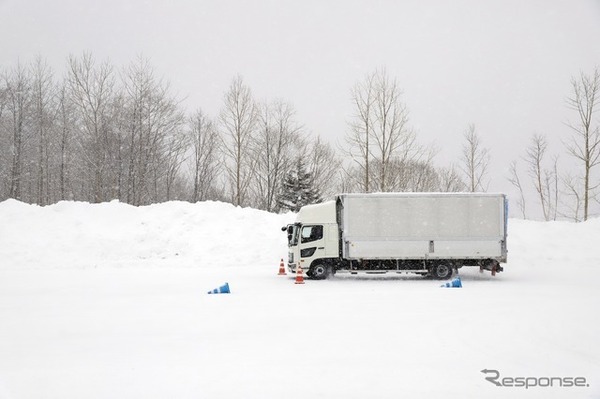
(480, 260), (503, 276)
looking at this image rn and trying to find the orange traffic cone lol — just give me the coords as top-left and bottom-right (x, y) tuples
(278, 258), (287, 275)
(295, 264), (305, 284)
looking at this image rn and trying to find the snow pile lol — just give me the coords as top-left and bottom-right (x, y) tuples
(0, 200), (599, 399)
(0, 199), (293, 270)
(510, 217), (600, 270)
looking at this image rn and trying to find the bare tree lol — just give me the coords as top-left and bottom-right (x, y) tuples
(524, 134), (551, 220)
(2, 63), (31, 201)
(0, 79), (5, 118)
(30, 57), (57, 205)
(346, 71), (376, 192)
(565, 67), (600, 221)
(345, 69), (419, 193)
(252, 100), (301, 211)
(121, 56), (159, 204)
(437, 165), (466, 193)
(119, 56), (185, 204)
(162, 130), (188, 201)
(372, 157), (438, 192)
(371, 69), (416, 192)
(339, 164), (364, 193)
(219, 76), (258, 207)
(549, 155), (560, 221)
(341, 157), (459, 194)
(56, 81), (76, 200)
(404, 160), (439, 192)
(0, 80), (6, 198)
(0, 76), (8, 199)
(461, 124), (490, 192)
(187, 110), (220, 202)
(560, 173), (584, 222)
(0, 80), (5, 121)
(523, 135), (561, 221)
(306, 136), (342, 200)
(67, 53), (116, 202)
(507, 160), (527, 219)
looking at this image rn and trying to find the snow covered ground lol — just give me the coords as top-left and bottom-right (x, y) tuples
(0, 199), (598, 399)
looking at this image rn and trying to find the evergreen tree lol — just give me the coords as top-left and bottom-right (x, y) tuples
(277, 157), (322, 212)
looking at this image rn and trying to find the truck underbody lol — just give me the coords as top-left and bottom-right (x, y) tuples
(297, 257), (503, 280)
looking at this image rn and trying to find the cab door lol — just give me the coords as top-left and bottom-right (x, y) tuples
(298, 225), (324, 266)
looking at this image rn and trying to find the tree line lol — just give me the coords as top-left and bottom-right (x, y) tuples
(0, 54), (341, 211)
(507, 68), (600, 222)
(1, 55), (598, 220)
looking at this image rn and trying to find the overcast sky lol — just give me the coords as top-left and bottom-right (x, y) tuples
(2, 0), (600, 212)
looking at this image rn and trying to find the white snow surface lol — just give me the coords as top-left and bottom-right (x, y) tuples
(0, 199), (599, 398)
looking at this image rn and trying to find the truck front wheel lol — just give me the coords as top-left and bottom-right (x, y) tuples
(431, 262), (453, 280)
(310, 263), (331, 280)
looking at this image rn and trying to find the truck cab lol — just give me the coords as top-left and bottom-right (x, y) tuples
(282, 201), (339, 279)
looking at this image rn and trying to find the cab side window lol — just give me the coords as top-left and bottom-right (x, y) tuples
(301, 225), (323, 243)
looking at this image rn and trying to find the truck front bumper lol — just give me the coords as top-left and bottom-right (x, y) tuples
(288, 263), (307, 275)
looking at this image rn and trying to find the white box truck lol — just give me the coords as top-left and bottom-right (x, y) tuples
(282, 193), (508, 279)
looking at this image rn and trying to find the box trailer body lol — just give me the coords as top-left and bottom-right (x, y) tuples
(283, 193), (508, 279)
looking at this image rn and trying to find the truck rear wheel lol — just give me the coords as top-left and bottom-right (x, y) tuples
(310, 263), (331, 280)
(431, 262), (453, 280)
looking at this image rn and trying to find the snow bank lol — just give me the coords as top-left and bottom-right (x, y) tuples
(509, 217), (600, 271)
(0, 199), (293, 270)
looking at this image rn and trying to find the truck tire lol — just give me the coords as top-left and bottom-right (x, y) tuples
(431, 262), (453, 280)
(310, 263), (330, 280)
